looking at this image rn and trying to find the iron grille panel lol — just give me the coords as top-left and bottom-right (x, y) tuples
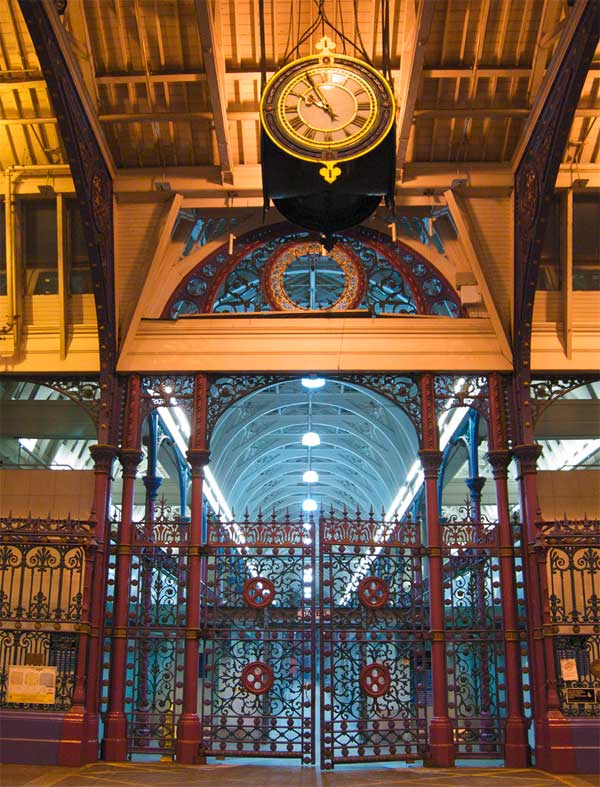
(443, 517), (506, 757)
(320, 513), (428, 768)
(200, 515), (314, 762)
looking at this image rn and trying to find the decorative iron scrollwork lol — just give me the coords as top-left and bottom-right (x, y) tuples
(164, 222), (461, 320)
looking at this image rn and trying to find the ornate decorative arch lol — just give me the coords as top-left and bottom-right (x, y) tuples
(206, 373), (422, 444)
(163, 222), (461, 320)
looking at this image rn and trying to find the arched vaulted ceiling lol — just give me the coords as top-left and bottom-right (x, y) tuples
(209, 377), (419, 518)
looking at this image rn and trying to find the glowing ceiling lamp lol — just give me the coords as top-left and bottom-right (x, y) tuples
(301, 377), (326, 389)
(302, 431), (320, 447)
(303, 469), (319, 483)
(302, 498), (318, 512)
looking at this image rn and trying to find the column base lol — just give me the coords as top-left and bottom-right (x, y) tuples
(504, 717), (530, 768)
(58, 707), (99, 765)
(102, 712), (128, 761)
(426, 717), (455, 767)
(535, 713), (598, 773)
(175, 714), (202, 764)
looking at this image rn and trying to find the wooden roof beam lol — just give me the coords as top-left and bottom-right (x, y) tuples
(93, 66), (558, 86)
(527, 0), (565, 106)
(396, 0), (435, 172)
(512, 0), (593, 170)
(195, 0), (233, 185)
(30, 0), (115, 177)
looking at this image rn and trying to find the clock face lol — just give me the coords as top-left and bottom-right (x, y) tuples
(260, 54), (395, 164)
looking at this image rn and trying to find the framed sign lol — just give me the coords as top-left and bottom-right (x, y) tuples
(6, 665), (57, 704)
(560, 658), (578, 681)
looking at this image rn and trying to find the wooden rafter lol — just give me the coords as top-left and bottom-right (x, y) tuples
(195, 0), (233, 184)
(527, 0), (564, 106)
(38, 0), (115, 176)
(395, 0), (435, 171)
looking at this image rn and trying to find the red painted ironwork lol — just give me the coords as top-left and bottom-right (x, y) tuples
(176, 374), (210, 764)
(103, 376), (143, 761)
(357, 577), (390, 608)
(420, 373), (455, 767)
(360, 663), (391, 697)
(200, 511), (315, 763)
(243, 577), (276, 608)
(241, 662), (275, 694)
(487, 373), (530, 767)
(320, 509), (428, 768)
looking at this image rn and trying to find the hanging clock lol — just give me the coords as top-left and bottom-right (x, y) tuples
(260, 36), (395, 184)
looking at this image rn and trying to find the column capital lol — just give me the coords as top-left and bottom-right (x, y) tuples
(187, 448), (210, 475)
(512, 443), (542, 475)
(465, 475), (486, 498)
(142, 475), (163, 500)
(418, 449), (442, 479)
(89, 444), (118, 474)
(119, 448), (143, 478)
(486, 449), (512, 479)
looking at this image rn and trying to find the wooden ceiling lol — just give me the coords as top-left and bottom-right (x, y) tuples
(0, 0), (598, 181)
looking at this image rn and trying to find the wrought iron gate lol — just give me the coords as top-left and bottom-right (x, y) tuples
(200, 512), (314, 761)
(200, 509), (428, 767)
(319, 510), (428, 768)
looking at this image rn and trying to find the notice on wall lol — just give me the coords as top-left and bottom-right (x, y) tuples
(6, 665), (57, 704)
(560, 658), (579, 682)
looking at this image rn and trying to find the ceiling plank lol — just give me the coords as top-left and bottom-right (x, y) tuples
(396, 0), (435, 171)
(194, 0), (233, 184)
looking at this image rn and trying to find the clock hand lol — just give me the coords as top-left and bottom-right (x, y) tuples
(306, 73), (334, 113)
(303, 93), (339, 120)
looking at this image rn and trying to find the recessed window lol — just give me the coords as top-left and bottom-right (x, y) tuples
(67, 200), (92, 294)
(23, 199), (58, 295)
(573, 193), (600, 291)
(537, 194), (561, 291)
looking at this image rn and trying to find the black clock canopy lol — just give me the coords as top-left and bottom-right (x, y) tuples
(258, 2), (396, 248)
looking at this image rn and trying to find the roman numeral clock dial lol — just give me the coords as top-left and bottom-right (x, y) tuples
(260, 37), (395, 184)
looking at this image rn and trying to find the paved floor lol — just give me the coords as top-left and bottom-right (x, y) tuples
(0, 762), (598, 787)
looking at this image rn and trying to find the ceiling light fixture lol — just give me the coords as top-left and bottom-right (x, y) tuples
(301, 377), (326, 389)
(302, 431), (320, 447)
(303, 469), (319, 484)
(302, 498), (318, 512)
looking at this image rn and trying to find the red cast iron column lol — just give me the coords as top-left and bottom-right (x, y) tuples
(420, 374), (454, 767)
(176, 374), (210, 763)
(513, 443), (565, 771)
(486, 450), (530, 767)
(59, 421), (118, 765)
(487, 373), (530, 767)
(103, 376), (143, 761)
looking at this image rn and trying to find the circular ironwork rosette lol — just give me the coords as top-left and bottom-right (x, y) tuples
(357, 576), (390, 608)
(359, 662), (391, 698)
(263, 241), (365, 312)
(243, 576), (275, 608)
(241, 661), (275, 695)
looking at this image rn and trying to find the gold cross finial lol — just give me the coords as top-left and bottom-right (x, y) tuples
(316, 35), (336, 61)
